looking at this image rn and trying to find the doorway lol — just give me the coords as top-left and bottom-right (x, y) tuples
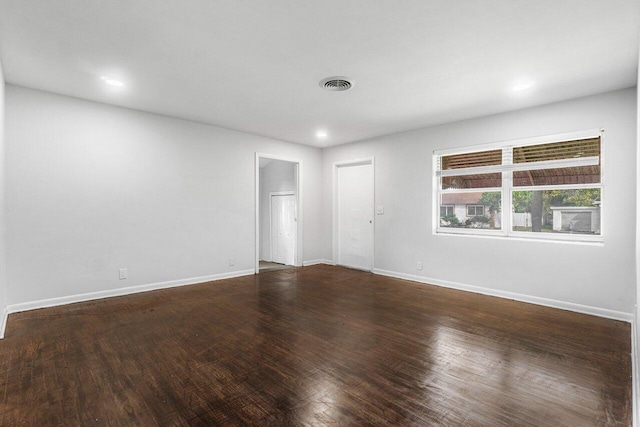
(255, 154), (302, 273)
(333, 158), (375, 271)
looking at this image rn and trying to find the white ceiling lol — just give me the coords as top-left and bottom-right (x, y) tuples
(0, 1), (638, 148)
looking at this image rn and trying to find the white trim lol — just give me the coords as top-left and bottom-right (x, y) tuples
(436, 224), (604, 245)
(432, 153), (439, 235)
(506, 231), (603, 243)
(296, 162), (304, 270)
(302, 259), (335, 266)
(255, 153), (303, 274)
(440, 186), (502, 194)
(433, 229), (605, 246)
(255, 153), (260, 273)
(435, 227), (503, 237)
(372, 268), (633, 323)
(0, 307), (8, 339)
(333, 157), (374, 168)
(332, 157), (376, 271)
(5, 269), (254, 316)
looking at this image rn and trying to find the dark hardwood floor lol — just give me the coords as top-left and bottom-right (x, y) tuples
(0, 265), (631, 426)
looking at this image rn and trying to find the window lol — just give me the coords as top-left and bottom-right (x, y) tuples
(466, 205), (484, 216)
(434, 129), (603, 241)
(440, 205), (454, 217)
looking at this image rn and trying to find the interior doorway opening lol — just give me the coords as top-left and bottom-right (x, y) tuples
(255, 154), (302, 273)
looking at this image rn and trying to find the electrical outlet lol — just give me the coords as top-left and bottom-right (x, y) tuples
(417, 262), (423, 271)
(119, 268), (128, 280)
(229, 258), (235, 266)
(376, 206), (384, 215)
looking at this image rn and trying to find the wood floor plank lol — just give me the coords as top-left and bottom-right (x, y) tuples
(0, 265), (631, 426)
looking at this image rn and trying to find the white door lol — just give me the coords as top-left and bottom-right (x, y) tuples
(271, 194), (297, 266)
(337, 162), (374, 271)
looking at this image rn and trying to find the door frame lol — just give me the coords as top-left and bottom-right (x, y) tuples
(269, 191), (296, 264)
(332, 157), (375, 271)
(255, 153), (303, 274)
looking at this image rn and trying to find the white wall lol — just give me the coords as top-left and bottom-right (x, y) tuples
(259, 160), (296, 261)
(4, 83), (638, 322)
(4, 85), (323, 306)
(0, 59), (7, 335)
(323, 88), (637, 315)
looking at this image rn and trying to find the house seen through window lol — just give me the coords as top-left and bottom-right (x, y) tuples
(434, 130), (602, 241)
(466, 205), (485, 217)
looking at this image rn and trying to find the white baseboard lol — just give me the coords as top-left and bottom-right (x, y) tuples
(5, 269), (255, 317)
(0, 307), (8, 339)
(373, 268), (634, 323)
(303, 259), (335, 266)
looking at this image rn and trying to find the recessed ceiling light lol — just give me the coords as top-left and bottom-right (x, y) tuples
(316, 131), (328, 138)
(513, 80), (535, 92)
(100, 76), (124, 87)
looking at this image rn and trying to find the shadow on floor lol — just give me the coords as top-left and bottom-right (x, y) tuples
(259, 261), (295, 272)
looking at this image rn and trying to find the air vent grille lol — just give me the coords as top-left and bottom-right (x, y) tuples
(319, 76), (354, 91)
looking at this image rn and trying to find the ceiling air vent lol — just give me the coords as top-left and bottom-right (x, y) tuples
(319, 76), (355, 92)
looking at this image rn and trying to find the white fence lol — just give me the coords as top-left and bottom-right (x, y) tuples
(513, 212), (532, 227)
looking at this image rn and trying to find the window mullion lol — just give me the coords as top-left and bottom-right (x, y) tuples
(502, 148), (513, 236)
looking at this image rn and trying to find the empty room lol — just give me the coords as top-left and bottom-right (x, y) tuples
(0, 1), (639, 425)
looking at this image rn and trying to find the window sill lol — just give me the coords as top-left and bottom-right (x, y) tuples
(434, 229), (604, 246)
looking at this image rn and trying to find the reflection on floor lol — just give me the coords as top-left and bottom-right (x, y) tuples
(259, 260), (294, 272)
(0, 265), (631, 425)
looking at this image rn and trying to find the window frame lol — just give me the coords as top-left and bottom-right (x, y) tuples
(433, 129), (604, 243)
